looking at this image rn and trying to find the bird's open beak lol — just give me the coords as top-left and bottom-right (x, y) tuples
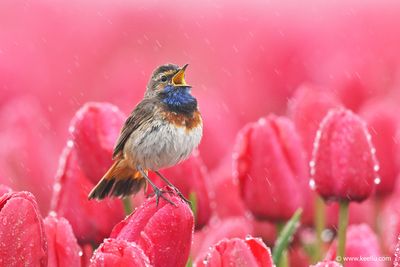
(172, 64), (189, 87)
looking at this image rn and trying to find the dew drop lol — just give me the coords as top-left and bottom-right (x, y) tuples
(309, 179), (316, 190)
(309, 161), (315, 168)
(371, 148), (376, 154)
(53, 183), (61, 192)
(373, 164), (380, 172)
(374, 177), (381, 185)
(258, 118), (266, 125)
(67, 140), (74, 148)
(78, 251), (83, 257)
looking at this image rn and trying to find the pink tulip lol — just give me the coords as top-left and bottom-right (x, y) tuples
(394, 234), (400, 267)
(149, 150), (212, 228)
(233, 114), (307, 221)
(70, 102), (126, 184)
(90, 238), (151, 267)
(111, 191), (193, 267)
(288, 84), (341, 157)
(44, 213), (82, 267)
(0, 184), (12, 197)
(194, 237), (273, 267)
(359, 99), (400, 195)
(381, 179), (400, 253)
(325, 224), (384, 267)
(0, 97), (59, 213)
(51, 147), (125, 244)
(0, 191), (47, 266)
(192, 217), (254, 260)
(311, 261), (342, 267)
(311, 108), (379, 202)
(209, 156), (246, 218)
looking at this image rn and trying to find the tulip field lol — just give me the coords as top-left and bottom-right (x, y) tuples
(1, 1), (400, 266)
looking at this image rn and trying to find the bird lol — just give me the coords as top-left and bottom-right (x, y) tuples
(88, 63), (202, 206)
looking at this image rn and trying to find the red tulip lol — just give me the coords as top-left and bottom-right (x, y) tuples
(359, 99), (400, 195)
(51, 147), (125, 244)
(0, 191), (47, 266)
(111, 191), (193, 267)
(233, 114), (307, 221)
(311, 261), (342, 267)
(192, 217), (254, 260)
(44, 213), (82, 267)
(325, 224), (384, 267)
(194, 237), (273, 267)
(90, 238), (151, 267)
(70, 102), (126, 184)
(311, 108), (379, 202)
(149, 150), (212, 228)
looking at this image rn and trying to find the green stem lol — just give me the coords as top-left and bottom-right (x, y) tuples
(122, 197), (133, 215)
(314, 196), (326, 262)
(277, 223), (289, 267)
(337, 200), (349, 266)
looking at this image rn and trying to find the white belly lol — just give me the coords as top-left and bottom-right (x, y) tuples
(125, 120), (202, 170)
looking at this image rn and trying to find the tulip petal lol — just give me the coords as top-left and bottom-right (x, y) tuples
(111, 191), (193, 267)
(0, 191), (47, 266)
(90, 238), (152, 267)
(44, 213), (82, 267)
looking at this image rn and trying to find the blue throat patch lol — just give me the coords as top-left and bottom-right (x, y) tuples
(161, 85), (196, 108)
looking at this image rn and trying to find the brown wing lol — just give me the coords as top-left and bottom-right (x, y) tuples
(112, 99), (156, 159)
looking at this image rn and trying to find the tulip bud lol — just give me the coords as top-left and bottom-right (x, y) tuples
(0, 191), (47, 266)
(90, 238), (151, 267)
(70, 102), (125, 184)
(288, 84), (341, 157)
(149, 150), (211, 228)
(311, 261), (342, 267)
(51, 147), (125, 244)
(359, 99), (400, 195)
(325, 224), (384, 267)
(192, 217), (255, 261)
(311, 108), (379, 202)
(233, 114), (307, 221)
(44, 213), (82, 267)
(111, 191), (193, 267)
(194, 237), (273, 267)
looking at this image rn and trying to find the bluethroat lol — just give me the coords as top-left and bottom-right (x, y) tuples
(88, 63), (202, 205)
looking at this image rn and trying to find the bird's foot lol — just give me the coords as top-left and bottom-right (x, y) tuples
(153, 187), (176, 207)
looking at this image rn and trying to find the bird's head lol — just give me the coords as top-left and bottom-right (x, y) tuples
(145, 63), (191, 98)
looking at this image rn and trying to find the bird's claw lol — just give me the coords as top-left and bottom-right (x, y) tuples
(153, 188), (176, 207)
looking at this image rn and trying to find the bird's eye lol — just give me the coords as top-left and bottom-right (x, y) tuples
(160, 75), (168, 82)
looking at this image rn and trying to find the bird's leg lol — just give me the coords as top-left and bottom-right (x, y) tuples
(154, 170), (191, 205)
(138, 168), (176, 207)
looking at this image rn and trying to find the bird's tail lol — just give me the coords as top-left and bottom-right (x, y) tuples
(88, 159), (147, 200)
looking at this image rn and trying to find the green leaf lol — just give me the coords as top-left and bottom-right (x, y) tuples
(272, 208), (303, 264)
(185, 257), (193, 267)
(189, 191), (198, 219)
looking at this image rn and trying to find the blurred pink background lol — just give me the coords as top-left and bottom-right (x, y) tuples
(1, 0), (400, 213)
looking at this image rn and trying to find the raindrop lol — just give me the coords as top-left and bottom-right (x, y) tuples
(321, 229), (334, 242)
(309, 179), (316, 190)
(309, 161), (315, 168)
(78, 251), (83, 257)
(373, 164), (380, 172)
(258, 118), (266, 125)
(371, 147), (376, 154)
(53, 183), (61, 192)
(68, 125), (75, 134)
(67, 140), (74, 148)
(374, 177), (381, 185)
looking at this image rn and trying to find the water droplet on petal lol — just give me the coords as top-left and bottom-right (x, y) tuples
(374, 177), (381, 185)
(78, 251), (83, 257)
(258, 118), (266, 125)
(309, 160), (315, 168)
(373, 164), (380, 172)
(309, 179), (316, 190)
(67, 140), (74, 148)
